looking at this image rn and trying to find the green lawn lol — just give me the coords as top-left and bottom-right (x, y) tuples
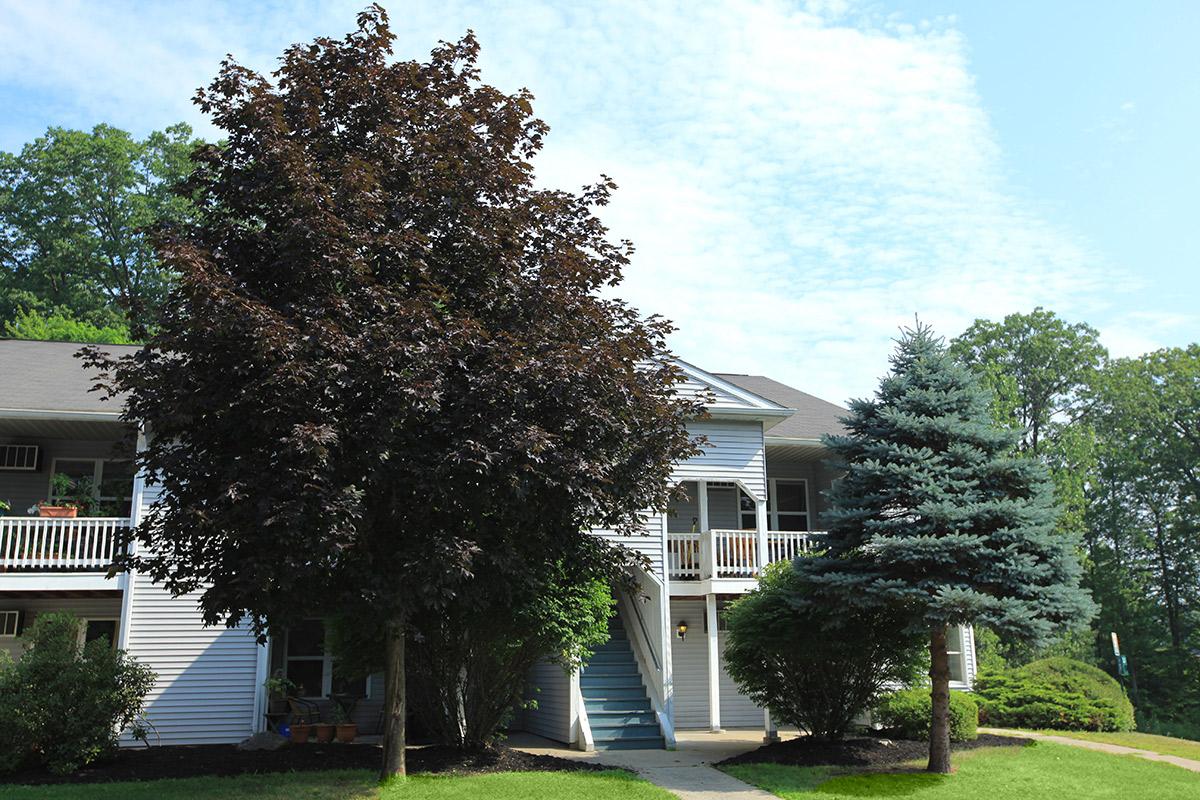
(1021, 729), (1200, 762)
(723, 742), (1200, 799)
(1, 768), (672, 800)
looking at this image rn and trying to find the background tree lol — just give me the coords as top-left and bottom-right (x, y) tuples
(813, 324), (1094, 772)
(950, 307), (1107, 455)
(0, 122), (200, 334)
(90, 7), (701, 777)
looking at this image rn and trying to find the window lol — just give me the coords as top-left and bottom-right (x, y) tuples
(284, 620), (368, 699)
(0, 611), (19, 638)
(947, 626), (967, 684)
(81, 619), (119, 649)
(768, 479), (809, 531)
(738, 490), (757, 530)
(49, 458), (134, 516)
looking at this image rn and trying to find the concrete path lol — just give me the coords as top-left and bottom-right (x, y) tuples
(981, 728), (1200, 774)
(510, 729), (790, 799)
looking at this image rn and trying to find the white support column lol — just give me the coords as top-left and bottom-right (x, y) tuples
(697, 480), (713, 579)
(755, 497), (769, 574)
(763, 708), (779, 743)
(117, 427), (148, 653)
(705, 593), (721, 732)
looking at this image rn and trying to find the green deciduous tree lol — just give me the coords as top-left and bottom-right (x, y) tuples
(724, 561), (925, 741)
(950, 307), (1107, 455)
(3, 306), (133, 344)
(88, 7), (700, 778)
(0, 122), (200, 333)
(812, 324), (1094, 772)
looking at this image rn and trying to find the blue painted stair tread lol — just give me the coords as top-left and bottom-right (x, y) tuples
(580, 618), (666, 750)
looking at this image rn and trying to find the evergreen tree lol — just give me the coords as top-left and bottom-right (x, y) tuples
(811, 324), (1094, 772)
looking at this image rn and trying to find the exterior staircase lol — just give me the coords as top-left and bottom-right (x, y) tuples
(581, 617), (665, 750)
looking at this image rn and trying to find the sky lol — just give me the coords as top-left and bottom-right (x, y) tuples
(1, 0), (1196, 403)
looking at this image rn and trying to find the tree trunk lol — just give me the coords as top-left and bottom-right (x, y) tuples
(1149, 509), (1183, 654)
(380, 616), (407, 779)
(927, 626), (952, 774)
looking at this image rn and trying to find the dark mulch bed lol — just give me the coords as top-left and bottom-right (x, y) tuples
(3, 742), (607, 786)
(718, 733), (1034, 769)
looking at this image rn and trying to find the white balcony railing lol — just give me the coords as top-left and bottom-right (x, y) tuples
(0, 517), (130, 571)
(667, 529), (826, 581)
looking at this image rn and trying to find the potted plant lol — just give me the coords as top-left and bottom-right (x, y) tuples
(332, 703), (358, 743)
(263, 671), (296, 715)
(288, 721), (311, 744)
(37, 474), (79, 518)
(313, 718), (336, 743)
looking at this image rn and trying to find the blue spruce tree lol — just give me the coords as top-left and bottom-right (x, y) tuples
(811, 324), (1094, 772)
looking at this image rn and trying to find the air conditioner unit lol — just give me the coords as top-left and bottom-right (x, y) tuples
(0, 444), (39, 472)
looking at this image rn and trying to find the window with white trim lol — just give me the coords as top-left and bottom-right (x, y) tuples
(0, 611), (19, 638)
(80, 618), (119, 649)
(947, 625), (967, 684)
(768, 479), (809, 531)
(284, 620), (368, 699)
(49, 458), (134, 516)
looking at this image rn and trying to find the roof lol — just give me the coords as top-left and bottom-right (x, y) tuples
(0, 339), (136, 417)
(714, 373), (847, 443)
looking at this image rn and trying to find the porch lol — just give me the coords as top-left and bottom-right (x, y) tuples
(1, 516), (131, 571)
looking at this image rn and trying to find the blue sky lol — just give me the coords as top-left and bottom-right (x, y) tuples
(1, 1), (1196, 402)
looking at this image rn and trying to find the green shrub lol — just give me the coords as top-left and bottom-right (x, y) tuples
(974, 657), (1134, 732)
(0, 612), (156, 775)
(723, 560), (925, 740)
(874, 687), (979, 741)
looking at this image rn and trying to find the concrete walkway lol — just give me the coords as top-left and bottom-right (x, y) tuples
(510, 729), (791, 799)
(981, 728), (1200, 774)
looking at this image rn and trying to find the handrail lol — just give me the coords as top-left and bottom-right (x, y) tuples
(666, 529), (827, 580)
(628, 594), (661, 672)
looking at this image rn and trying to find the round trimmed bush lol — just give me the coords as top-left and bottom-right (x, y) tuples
(874, 687), (979, 741)
(974, 657), (1134, 732)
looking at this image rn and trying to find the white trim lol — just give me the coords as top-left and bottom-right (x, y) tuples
(764, 436), (827, 447)
(673, 360), (790, 411)
(0, 609), (19, 637)
(252, 636), (271, 733)
(0, 408), (123, 421)
(705, 593), (721, 732)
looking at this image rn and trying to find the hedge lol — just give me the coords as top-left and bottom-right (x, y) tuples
(874, 687), (979, 741)
(974, 657), (1135, 732)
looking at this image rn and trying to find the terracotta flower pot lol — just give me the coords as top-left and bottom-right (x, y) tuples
(313, 723), (335, 743)
(37, 504), (78, 518)
(335, 723), (358, 743)
(289, 723), (311, 744)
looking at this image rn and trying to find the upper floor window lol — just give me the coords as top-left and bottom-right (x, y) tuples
(768, 479), (809, 531)
(49, 458), (134, 516)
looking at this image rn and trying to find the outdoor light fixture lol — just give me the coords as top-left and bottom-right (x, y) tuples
(676, 621), (688, 641)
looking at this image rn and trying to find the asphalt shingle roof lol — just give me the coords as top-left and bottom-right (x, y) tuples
(0, 339), (136, 415)
(715, 373), (847, 441)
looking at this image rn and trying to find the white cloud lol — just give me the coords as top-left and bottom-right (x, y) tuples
(0, 0), (1173, 402)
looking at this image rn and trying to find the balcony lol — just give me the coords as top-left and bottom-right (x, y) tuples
(666, 528), (825, 586)
(0, 517), (130, 572)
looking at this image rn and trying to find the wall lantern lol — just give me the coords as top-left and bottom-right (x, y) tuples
(676, 621), (688, 641)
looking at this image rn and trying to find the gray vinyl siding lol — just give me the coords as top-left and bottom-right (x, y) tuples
(706, 486), (740, 529)
(676, 421), (767, 500)
(0, 437), (131, 514)
(520, 660), (572, 743)
(669, 599), (709, 729)
(666, 490), (699, 534)
(121, 480), (263, 745)
(0, 595), (122, 661)
(676, 376), (755, 409)
(718, 629), (761, 726)
(591, 515), (664, 578)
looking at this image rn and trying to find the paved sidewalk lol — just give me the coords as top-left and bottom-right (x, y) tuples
(980, 728), (1200, 774)
(509, 729), (787, 799)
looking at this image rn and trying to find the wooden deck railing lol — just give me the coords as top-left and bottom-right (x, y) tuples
(667, 529), (825, 581)
(0, 517), (130, 571)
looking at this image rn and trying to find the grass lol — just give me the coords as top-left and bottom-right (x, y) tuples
(1, 768), (672, 800)
(1021, 729), (1200, 762)
(723, 742), (1200, 799)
